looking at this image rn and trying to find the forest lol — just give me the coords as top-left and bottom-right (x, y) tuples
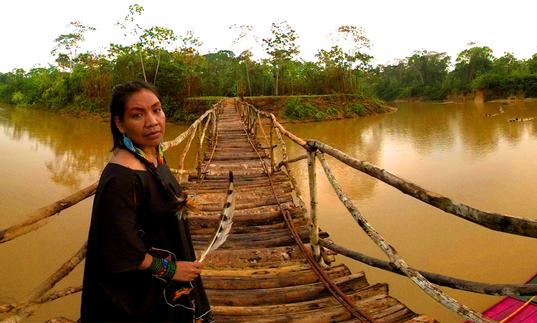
(1, 4), (537, 120)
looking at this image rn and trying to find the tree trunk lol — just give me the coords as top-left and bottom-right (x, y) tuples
(139, 50), (147, 82)
(245, 62), (252, 96)
(274, 65), (279, 96)
(153, 51), (161, 84)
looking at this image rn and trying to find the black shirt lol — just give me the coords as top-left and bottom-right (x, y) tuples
(81, 163), (209, 322)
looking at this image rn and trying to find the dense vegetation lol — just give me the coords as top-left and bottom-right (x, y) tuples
(1, 4), (536, 120)
(374, 47), (537, 101)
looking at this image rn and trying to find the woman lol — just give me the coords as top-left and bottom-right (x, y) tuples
(81, 80), (213, 322)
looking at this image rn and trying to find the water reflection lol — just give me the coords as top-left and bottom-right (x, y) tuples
(0, 106), (110, 188)
(381, 102), (458, 155)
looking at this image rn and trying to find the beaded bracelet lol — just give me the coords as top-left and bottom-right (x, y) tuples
(149, 257), (177, 281)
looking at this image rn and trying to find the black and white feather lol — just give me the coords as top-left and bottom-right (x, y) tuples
(199, 171), (235, 262)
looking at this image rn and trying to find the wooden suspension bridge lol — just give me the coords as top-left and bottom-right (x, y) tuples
(2, 98), (537, 322)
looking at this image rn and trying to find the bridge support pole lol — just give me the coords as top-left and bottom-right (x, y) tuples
(196, 122), (203, 181)
(307, 151), (325, 266)
(270, 123), (275, 173)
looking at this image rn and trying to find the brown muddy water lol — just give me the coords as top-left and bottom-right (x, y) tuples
(1, 101), (537, 322)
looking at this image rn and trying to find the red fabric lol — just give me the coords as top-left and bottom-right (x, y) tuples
(482, 297), (537, 322)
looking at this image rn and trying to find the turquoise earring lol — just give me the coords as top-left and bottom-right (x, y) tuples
(122, 134), (136, 151)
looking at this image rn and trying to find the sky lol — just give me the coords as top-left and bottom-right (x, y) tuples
(1, 0), (536, 72)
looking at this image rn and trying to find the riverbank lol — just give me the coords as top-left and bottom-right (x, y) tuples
(1, 94), (396, 125)
(179, 95), (397, 123)
(242, 95), (396, 122)
(391, 96), (537, 108)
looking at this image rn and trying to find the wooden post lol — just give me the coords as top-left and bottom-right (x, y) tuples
(256, 113), (269, 147)
(245, 106), (250, 131)
(307, 151), (324, 266)
(250, 107), (256, 135)
(274, 127), (288, 164)
(197, 114), (212, 181)
(206, 112), (213, 144)
(212, 110), (217, 142)
(196, 124), (203, 181)
(178, 124), (198, 172)
(248, 108), (254, 134)
(270, 122), (275, 173)
(253, 112), (259, 138)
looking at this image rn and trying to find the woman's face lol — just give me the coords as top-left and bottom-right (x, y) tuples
(115, 88), (166, 152)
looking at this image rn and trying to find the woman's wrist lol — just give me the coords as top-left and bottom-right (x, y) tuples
(138, 253), (153, 270)
(149, 256), (177, 280)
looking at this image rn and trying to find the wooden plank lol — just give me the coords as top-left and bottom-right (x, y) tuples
(186, 100), (429, 322)
(207, 273), (369, 306)
(201, 265), (352, 289)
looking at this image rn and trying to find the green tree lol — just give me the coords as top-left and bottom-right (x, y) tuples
(317, 25), (372, 93)
(451, 44), (494, 92)
(230, 24), (258, 96)
(201, 50), (238, 96)
(262, 21), (300, 96)
(373, 62), (407, 100)
(116, 3), (148, 81)
(177, 30), (204, 97)
(492, 52), (525, 75)
(526, 54), (537, 74)
(333, 25), (372, 70)
(139, 26), (177, 84)
(316, 46), (347, 92)
(51, 21), (96, 71)
(406, 50), (450, 99)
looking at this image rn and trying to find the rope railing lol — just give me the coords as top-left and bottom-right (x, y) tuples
(237, 100), (537, 322)
(0, 101), (224, 322)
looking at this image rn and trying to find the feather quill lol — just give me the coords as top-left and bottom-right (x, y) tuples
(199, 171), (235, 262)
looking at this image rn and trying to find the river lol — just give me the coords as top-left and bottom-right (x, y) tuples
(1, 100), (536, 322)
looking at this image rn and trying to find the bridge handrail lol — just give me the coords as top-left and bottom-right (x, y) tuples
(238, 101), (537, 238)
(237, 100), (537, 322)
(315, 151), (490, 322)
(0, 100), (224, 321)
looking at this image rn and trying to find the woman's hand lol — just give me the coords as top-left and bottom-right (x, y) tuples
(172, 261), (202, 282)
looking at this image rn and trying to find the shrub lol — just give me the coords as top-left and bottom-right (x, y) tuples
(11, 91), (27, 107)
(284, 97), (324, 120)
(325, 107), (339, 116)
(352, 103), (365, 116)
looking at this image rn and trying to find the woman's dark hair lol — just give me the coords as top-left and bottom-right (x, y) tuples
(109, 80), (161, 151)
